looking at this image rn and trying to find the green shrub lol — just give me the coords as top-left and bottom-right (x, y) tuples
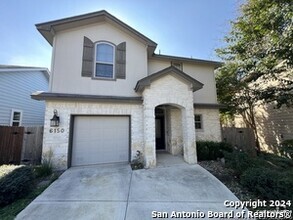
(34, 148), (54, 178)
(259, 152), (293, 169)
(34, 164), (53, 178)
(197, 141), (233, 161)
(280, 139), (293, 159)
(224, 151), (258, 176)
(0, 166), (35, 206)
(130, 151), (144, 170)
(241, 168), (293, 201)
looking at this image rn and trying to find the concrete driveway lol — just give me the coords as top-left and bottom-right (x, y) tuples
(17, 154), (241, 220)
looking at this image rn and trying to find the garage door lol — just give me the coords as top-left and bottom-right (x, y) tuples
(71, 116), (129, 166)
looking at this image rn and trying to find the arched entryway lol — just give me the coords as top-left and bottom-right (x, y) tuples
(135, 66), (203, 168)
(143, 100), (197, 168)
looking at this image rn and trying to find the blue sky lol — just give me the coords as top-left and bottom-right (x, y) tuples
(0, 0), (243, 70)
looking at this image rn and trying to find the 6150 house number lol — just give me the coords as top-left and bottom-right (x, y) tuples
(49, 128), (65, 133)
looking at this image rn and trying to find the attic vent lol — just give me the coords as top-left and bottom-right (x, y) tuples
(171, 61), (183, 71)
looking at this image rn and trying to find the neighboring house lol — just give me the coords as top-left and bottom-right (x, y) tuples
(33, 10), (222, 169)
(234, 103), (293, 153)
(0, 65), (49, 126)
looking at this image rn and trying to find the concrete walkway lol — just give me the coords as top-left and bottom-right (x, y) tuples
(17, 154), (240, 220)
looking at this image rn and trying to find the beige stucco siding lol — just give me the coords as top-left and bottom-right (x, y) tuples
(148, 59), (218, 104)
(50, 22), (148, 96)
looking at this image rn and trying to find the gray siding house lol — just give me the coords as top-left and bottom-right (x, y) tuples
(0, 65), (49, 126)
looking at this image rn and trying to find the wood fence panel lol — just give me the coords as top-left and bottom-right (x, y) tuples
(21, 126), (43, 165)
(0, 126), (24, 164)
(222, 127), (256, 155)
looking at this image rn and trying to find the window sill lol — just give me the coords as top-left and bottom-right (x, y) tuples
(195, 129), (204, 132)
(91, 76), (116, 81)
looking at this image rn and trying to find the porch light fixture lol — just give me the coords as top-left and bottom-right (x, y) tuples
(50, 109), (60, 127)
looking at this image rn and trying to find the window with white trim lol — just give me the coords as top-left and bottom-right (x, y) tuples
(95, 42), (115, 78)
(10, 110), (22, 126)
(194, 114), (202, 130)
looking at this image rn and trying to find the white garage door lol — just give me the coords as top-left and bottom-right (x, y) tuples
(71, 116), (129, 166)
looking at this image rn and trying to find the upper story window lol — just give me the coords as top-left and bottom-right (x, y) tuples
(10, 109), (22, 126)
(95, 42), (115, 78)
(81, 37), (126, 80)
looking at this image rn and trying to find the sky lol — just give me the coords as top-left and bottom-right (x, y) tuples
(0, 0), (243, 70)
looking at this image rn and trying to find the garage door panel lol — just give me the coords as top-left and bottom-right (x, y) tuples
(71, 116), (129, 166)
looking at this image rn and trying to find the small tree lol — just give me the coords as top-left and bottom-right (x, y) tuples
(216, 63), (261, 152)
(216, 0), (293, 152)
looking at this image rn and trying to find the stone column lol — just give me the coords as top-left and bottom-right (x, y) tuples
(143, 106), (156, 168)
(169, 108), (183, 155)
(182, 104), (197, 164)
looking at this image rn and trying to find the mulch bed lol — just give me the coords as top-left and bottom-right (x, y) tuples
(198, 160), (256, 201)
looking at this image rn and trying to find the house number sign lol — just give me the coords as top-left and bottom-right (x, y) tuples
(49, 128), (65, 133)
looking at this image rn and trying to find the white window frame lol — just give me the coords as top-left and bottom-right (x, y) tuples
(10, 109), (23, 126)
(94, 42), (115, 79)
(194, 114), (203, 131)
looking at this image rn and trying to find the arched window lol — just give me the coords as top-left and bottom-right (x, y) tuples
(95, 42), (114, 78)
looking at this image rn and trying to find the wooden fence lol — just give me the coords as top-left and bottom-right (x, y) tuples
(222, 127), (256, 155)
(0, 126), (43, 165)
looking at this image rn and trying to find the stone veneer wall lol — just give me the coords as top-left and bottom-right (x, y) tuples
(165, 107), (222, 155)
(42, 100), (221, 169)
(194, 108), (222, 142)
(142, 74), (197, 167)
(166, 108), (183, 155)
(42, 101), (143, 169)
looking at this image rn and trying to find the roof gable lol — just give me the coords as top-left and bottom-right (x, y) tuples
(36, 10), (157, 54)
(135, 66), (203, 93)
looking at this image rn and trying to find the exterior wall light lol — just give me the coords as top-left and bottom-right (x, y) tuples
(50, 109), (60, 127)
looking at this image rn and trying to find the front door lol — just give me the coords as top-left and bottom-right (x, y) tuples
(155, 115), (165, 150)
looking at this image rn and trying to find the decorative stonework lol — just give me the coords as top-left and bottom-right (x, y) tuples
(42, 75), (222, 170)
(141, 74), (198, 168)
(194, 108), (222, 142)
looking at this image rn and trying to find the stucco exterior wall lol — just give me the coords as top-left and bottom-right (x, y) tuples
(148, 59), (218, 104)
(43, 100), (143, 169)
(194, 108), (222, 142)
(51, 22), (148, 96)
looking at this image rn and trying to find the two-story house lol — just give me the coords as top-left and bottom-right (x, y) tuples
(33, 10), (222, 169)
